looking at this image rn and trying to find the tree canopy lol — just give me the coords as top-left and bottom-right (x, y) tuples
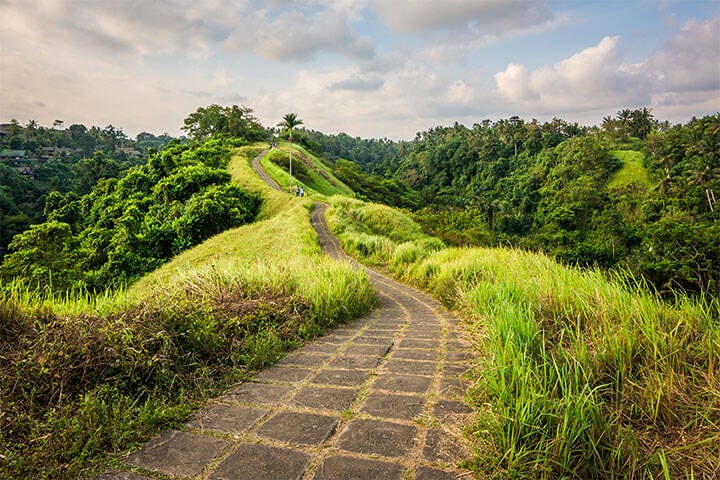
(182, 104), (267, 142)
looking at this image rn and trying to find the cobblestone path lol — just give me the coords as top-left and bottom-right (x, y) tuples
(97, 158), (475, 480)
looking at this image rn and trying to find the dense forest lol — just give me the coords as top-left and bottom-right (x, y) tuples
(0, 121), (175, 257)
(309, 110), (720, 298)
(0, 106), (267, 292)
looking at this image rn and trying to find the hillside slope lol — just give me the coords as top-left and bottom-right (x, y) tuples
(325, 195), (720, 479)
(0, 143), (375, 479)
(261, 141), (354, 197)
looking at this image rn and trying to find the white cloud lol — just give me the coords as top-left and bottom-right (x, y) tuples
(644, 16), (719, 92)
(447, 80), (475, 104)
(494, 63), (531, 103)
(495, 36), (652, 112)
(1, 1), (717, 140)
(330, 74), (384, 91)
(493, 17), (720, 121)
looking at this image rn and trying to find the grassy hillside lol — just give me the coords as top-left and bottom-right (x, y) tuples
(262, 141), (354, 197)
(608, 150), (650, 190)
(0, 143), (375, 479)
(326, 195), (720, 479)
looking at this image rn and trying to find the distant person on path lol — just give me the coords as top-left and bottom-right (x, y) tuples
(300, 186), (305, 197)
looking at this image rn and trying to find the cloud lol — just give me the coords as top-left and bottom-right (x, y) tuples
(223, 8), (374, 61)
(447, 80), (475, 104)
(0, 0), (232, 60)
(644, 16), (719, 93)
(376, 0), (553, 34)
(0, 1), (374, 63)
(330, 75), (384, 91)
(495, 36), (652, 112)
(493, 17), (720, 120)
(494, 63), (531, 103)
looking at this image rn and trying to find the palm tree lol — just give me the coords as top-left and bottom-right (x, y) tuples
(277, 113), (303, 189)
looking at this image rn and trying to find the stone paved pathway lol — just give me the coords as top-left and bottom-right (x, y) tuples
(97, 156), (476, 480)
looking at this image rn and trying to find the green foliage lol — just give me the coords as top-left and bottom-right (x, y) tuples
(0, 120), (176, 259)
(332, 159), (420, 209)
(347, 113), (717, 298)
(182, 104), (267, 142)
(263, 143), (355, 196)
(327, 196), (442, 267)
(277, 112), (304, 140)
(0, 139), (260, 292)
(174, 184), (259, 243)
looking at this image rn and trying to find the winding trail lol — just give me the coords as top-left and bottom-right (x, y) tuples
(252, 148), (283, 191)
(98, 151), (475, 480)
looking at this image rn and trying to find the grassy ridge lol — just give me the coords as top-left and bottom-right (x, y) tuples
(326, 196), (720, 479)
(262, 142), (354, 197)
(0, 144), (375, 479)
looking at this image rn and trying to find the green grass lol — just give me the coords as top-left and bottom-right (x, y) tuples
(325, 195), (434, 265)
(327, 195), (720, 479)
(0, 143), (375, 479)
(607, 150), (651, 225)
(261, 142), (354, 197)
(608, 150), (650, 190)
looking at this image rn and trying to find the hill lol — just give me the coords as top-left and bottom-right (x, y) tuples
(262, 142), (354, 196)
(0, 143), (375, 479)
(2, 106), (719, 479)
(323, 194), (720, 479)
(308, 112), (720, 298)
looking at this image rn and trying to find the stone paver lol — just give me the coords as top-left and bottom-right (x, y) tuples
(311, 368), (371, 387)
(313, 455), (404, 480)
(423, 428), (471, 464)
(255, 411), (338, 445)
(186, 404), (267, 434)
(374, 373), (433, 394)
(290, 385), (356, 411)
(361, 392), (425, 420)
(335, 419), (418, 457)
(384, 358), (438, 376)
(256, 366), (314, 383)
(124, 430), (228, 478)
(219, 382), (293, 406)
(208, 443), (309, 480)
(95, 473), (152, 480)
(415, 466), (461, 480)
(98, 162), (475, 480)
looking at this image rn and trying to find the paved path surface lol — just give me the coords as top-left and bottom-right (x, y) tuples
(97, 157), (476, 480)
(251, 149), (283, 191)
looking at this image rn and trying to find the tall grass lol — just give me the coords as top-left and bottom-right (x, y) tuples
(0, 144), (375, 479)
(328, 196), (720, 479)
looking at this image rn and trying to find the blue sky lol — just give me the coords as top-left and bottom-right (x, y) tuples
(1, 0), (718, 140)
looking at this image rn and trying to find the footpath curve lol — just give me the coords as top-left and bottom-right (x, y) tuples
(98, 151), (475, 480)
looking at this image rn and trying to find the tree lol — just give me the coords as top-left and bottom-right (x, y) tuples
(277, 113), (304, 188)
(182, 104), (266, 142)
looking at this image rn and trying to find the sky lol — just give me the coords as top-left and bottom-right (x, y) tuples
(1, 0), (719, 140)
